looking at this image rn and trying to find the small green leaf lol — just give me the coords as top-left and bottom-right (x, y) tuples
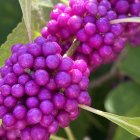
(118, 46), (140, 85)
(81, 105), (140, 138)
(0, 22), (28, 67)
(19, 0), (32, 42)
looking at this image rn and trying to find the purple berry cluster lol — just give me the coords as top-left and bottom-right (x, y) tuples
(110, 0), (140, 46)
(41, 0), (126, 70)
(0, 37), (91, 140)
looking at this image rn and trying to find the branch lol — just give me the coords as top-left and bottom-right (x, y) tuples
(110, 17), (140, 24)
(64, 127), (76, 140)
(89, 64), (118, 89)
(50, 135), (67, 140)
(64, 39), (80, 57)
(89, 50), (127, 89)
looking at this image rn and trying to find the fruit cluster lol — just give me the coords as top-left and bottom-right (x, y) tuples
(0, 37), (90, 139)
(41, 0), (140, 70)
(110, 0), (140, 46)
(0, 0), (140, 140)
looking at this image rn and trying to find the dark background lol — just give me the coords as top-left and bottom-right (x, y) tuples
(0, 0), (22, 45)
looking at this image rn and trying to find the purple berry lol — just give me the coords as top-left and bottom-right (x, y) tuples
(55, 72), (71, 88)
(1, 85), (11, 96)
(57, 111), (70, 128)
(34, 57), (46, 69)
(13, 105), (27, 119)
(65, 84), (80, 99)
(27, 108), (42, 124)
(46, 54), (61, 69)
(18, 53), (33, 69)
(25, 81), (40, 96)
(53, 93), (66, 109)
(2, 114), (16, 127)
(40, 100), (54, 115)
(38, 88), (52, 101)
(28, 43), (42, 57)
(26, 97), (39, 109)
(4, 96), (17, 108)
(34, 70), (49, 86)
(11, 84), (24, 98)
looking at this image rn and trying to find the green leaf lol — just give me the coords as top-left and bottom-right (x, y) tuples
(0, 22), (28, 67)
(118, 46), (140, 85)
(81, 105), (140, 138)
(0, 0), (53, 67)
(60, 0), (69, 5)
(105, 82), (140, 115)
(19, 0), (32, 42)
(102, 113), (140, 138)
(105, 82), (140, 140)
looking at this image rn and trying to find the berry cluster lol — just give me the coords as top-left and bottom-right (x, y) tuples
(1, 0), (140, 140)
(41, 0), (125, 70)
(0, 37), (91, 140)
(110, 0), (140, 46)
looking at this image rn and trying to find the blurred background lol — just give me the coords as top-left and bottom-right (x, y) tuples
(0, 1), (140, 140)
(0, 0), (22, 45)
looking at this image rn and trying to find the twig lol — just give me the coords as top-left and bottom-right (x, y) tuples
(64, 39), (80, 57)
(50, 135), (67, 140)
(110, 17), (140, 24)
(64, 127), (76, 140)
(89, 63), (118, 89)
(89, 50), (127, 89)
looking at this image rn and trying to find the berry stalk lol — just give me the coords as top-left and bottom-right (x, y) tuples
(64, 39), (79, 57)
(50, 135), (67, 140)
(110, 17), (140, 24)
(64, 127), (75, 140)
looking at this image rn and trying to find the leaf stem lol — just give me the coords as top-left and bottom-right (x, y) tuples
(79, 105), (104, 117)
(110, 17), (140, 24)
(64, 127), (76, 140)
(50, 135), (67, 140)
(64, 39), (80, 57)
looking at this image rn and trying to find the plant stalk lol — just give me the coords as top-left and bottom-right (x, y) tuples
(110, 17), (140, 24)
(64, 127), (76, 140)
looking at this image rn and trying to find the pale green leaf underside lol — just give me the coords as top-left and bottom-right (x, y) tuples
(0, 22), (28, 67)
(102, 112), (140, 138)
(81, 105), (140, 138)
(0, 0), (53, 67)
(19, 0), (32, 42)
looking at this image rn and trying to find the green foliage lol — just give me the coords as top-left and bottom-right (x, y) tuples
(81, 105), (140, 138)
(0, 22), (28, 67)
(105, 82), (140, 140)
(19, 0), (32, 42)
(0, 0), (53, 67)
(118, 46), (140, 85)
(0, 0), (22, 45)
(105, 82), (140, 116)
(101, 112), (140, 138)
(1, 0), (140, 140)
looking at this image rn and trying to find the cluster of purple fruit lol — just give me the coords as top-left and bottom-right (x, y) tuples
(41, 0), (140, 70)
(0, 0), (140, 140)
(110, 0), (140, 46)
(0, 37), (91, 140)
